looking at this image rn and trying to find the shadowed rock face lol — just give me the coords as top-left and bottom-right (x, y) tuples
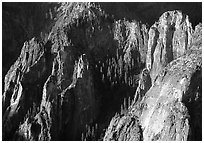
(2, 2), (202, 141)
(2, 38), (51, 140)
(2, 3), (59, 82)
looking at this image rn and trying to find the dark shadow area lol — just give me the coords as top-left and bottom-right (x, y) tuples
(2, 2), (59, 86)
(183, 69), (202, 140)
(100, 2), (202, 27)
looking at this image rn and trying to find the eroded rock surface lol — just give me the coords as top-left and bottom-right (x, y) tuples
(104, 21), (202, 141)
(2, 2), (202, 141)
(104, 113), (142, 141)
(146, 10), (193, 83)
(2, 38), (50, 140)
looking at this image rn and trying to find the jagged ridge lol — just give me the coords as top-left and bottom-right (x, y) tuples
(2, 2), (202, 141)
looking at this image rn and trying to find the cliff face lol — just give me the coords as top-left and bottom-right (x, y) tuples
(104, 13), (202, 141)
(146, 11), (193, 83)
(2, 2), (202, 141)
(2, 3), (59, 81)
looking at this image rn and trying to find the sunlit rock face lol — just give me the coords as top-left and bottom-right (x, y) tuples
(146, 10), (193, 83)
(2, 2), (202, 141)
(104, 12), (202, 141)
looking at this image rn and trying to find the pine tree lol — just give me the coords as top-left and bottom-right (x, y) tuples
(124, 72), (127, 84)
(81, 133), (84, 141)
(120, 104), (123, 115)
(123, 98), (127, 111)
(128, 96), (131, 108)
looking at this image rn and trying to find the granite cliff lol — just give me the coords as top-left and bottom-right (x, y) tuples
(2, 2), (202, 141)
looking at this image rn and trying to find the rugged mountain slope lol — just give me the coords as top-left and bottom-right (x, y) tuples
(2, 2), (202, 141)
(2, 2), (202, 86)
(104, 12), (202, 141)
(2, 3), (59, 81)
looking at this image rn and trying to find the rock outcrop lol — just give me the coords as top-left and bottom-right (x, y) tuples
(103, 113), (143, 141)
(104, 13), (202, 141)
(3, 3), (147, 140)
(2, 38), (50, 140)
(146, 10), (193, 83)
(2, 3), (58, 81)
(2, 2), (202, 141)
